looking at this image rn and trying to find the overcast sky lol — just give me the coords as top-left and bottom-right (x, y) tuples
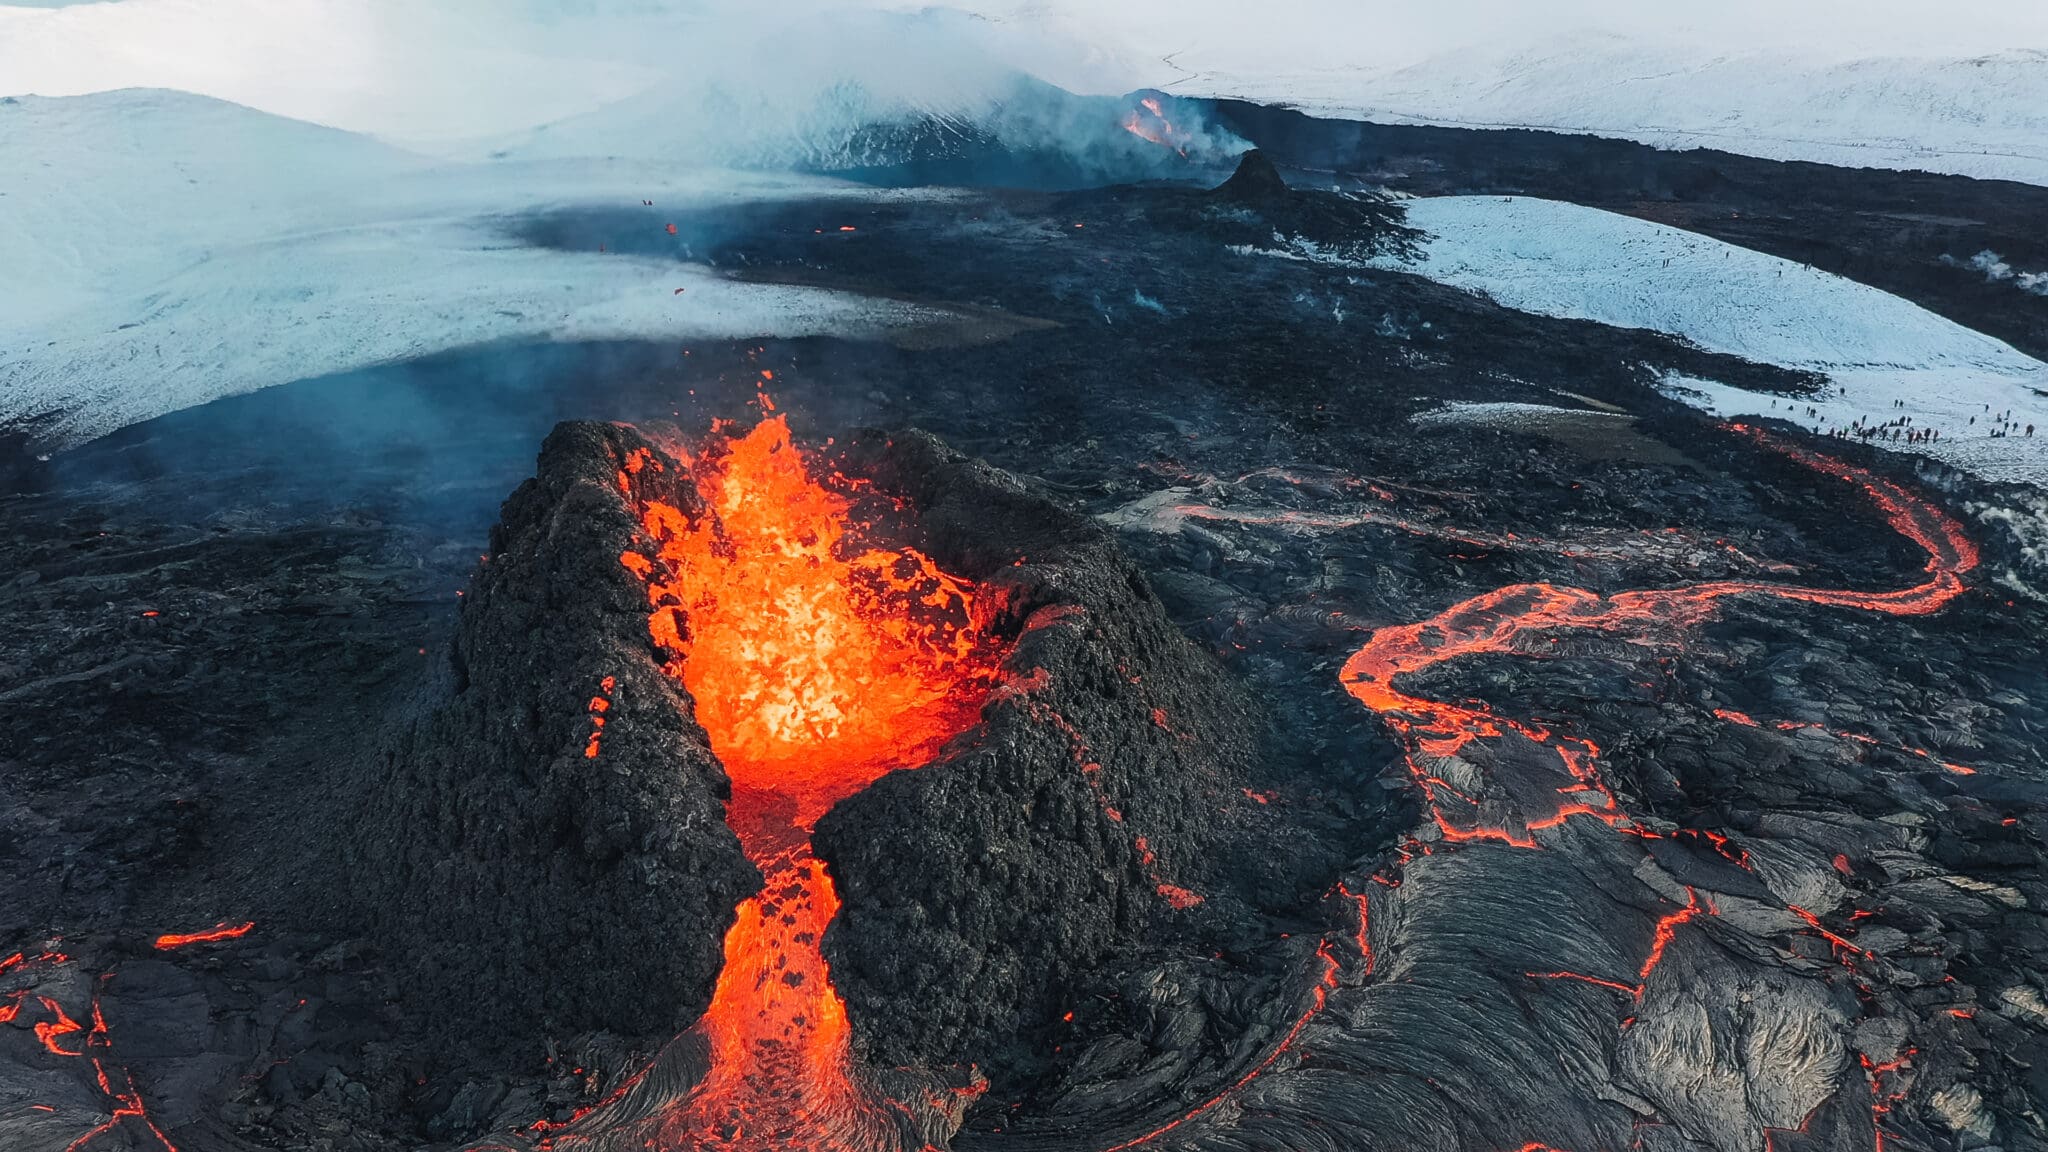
(3, 0), (2045, 140)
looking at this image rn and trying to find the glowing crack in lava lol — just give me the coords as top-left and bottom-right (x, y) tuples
(2, 940), (222, 1151)
(1097, 425), (1976, 1152)
(1323, 425), (1976, 1152)
(606, 408), (1003, 1150)
(1341, 425), (1977, 852)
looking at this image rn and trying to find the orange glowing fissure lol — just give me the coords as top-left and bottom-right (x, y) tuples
(1328, 425), (1975, 1152)
(2, 936), (239, 1151)
(608, 409), (1002, 1148)
(1340, 425), (1977, 856)
(1121, 96), (1188, 157)
(1100, 425), (1976, 1152)
(152, 921), (255, 950)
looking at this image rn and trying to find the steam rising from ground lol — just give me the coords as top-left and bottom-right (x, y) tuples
(1943, 250), (2048, 297)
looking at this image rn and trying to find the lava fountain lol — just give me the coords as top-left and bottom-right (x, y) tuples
(604, 406), (1004, 1150)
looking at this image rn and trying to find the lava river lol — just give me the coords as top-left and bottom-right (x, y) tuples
(1307, 424), (1980, 1152)
(1066, 422), (1984, 1152)
(591, 408), (1004, 1150)
(1341, 424), (1977, 853)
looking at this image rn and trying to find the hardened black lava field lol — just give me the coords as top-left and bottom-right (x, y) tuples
(4, 131), (2048, 1152)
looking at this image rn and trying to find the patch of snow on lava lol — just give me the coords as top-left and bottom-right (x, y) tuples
(1412, 401), (1635, 429)
(1364, 196), (2048, 487)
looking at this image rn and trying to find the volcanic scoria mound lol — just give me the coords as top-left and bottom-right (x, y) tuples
(813, 430), (1262, 1086)
(347, 421), (759, 1052)
(350, 418), (1260, 1094)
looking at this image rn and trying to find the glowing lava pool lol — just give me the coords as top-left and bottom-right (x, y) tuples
(599, 407), (1004, 1150)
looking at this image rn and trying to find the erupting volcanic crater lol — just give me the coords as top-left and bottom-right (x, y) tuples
(352, 405), (1268, 1150)
(327, 402), (2027, 1152)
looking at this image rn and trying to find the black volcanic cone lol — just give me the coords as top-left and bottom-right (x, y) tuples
(345, 416), (1271, 1115)
(1117, 146), (1424, 262)
(351, 419), (1267, 1095)
(812, 430), (1264, 1090)
(1213, 147), (1292, 205)
(348, 422), (758, 1053)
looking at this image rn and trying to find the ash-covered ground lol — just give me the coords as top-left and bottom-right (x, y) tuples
(3, 137), (2047, 1152)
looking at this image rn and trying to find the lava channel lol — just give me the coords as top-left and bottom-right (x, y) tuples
(1325, 424), (1976, 1151)
(1342, 424), (1977, 851)
(1086, 424), (1980, 1152)
(566, 407), (1005, 1151)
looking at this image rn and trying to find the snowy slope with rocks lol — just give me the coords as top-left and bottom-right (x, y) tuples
(1364, 196), (2048, 485)
(0, 89), (942, 449)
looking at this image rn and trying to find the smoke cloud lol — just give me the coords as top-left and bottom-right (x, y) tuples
(1943, 250), (2048, 297)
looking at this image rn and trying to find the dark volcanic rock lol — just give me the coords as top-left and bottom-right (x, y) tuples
(813, 431), (1263, 1086)
(1176, 144), (1424, 261)
(1213, 148), (1291, 205)
(348, 421), (757, 1052)
(11, 123), (2048, 1152)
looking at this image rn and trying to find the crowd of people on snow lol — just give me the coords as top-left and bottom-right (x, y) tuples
(1769, 397), (2034, 443)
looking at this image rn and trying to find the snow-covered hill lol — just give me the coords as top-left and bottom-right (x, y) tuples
(14, 1), (2043, 185)
(902, 5), (2048, 186)
(1356, 196), (2048, 484)
(1209, 44), (2048, 187)
(0, 90), (941, 448)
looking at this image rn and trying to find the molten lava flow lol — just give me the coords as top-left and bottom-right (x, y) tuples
(1340, 425), (1976, 853)
(608, 411), (1002, 1150)
(2, 946), (184, 1151)
(1324, 425), (1976, 1151)
(1107, 425), (1975, 1152)
(1121, 97), (1188, 156)
(152, 921), (254, 950)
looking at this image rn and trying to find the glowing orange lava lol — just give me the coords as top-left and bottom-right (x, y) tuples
(607, 409), (1002, 1149)
(623, 412), (992, 829)
(1340, 425), (1976, 852)
(152, 921), (254, 950)
(1106, 425), (1976, 1152)
(1326, 425), (1975, 1152)
(1121, 97), (1188, 157)
(2, 947), (183, 1151)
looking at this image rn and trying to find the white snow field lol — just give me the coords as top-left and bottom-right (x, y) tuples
(1178, 43), (2048, 188)
(879, 8), (2048, 186)
(0, 89), (946, 448)
(9, 2), (2046, 184)
(1358, 196), (2048, 485)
